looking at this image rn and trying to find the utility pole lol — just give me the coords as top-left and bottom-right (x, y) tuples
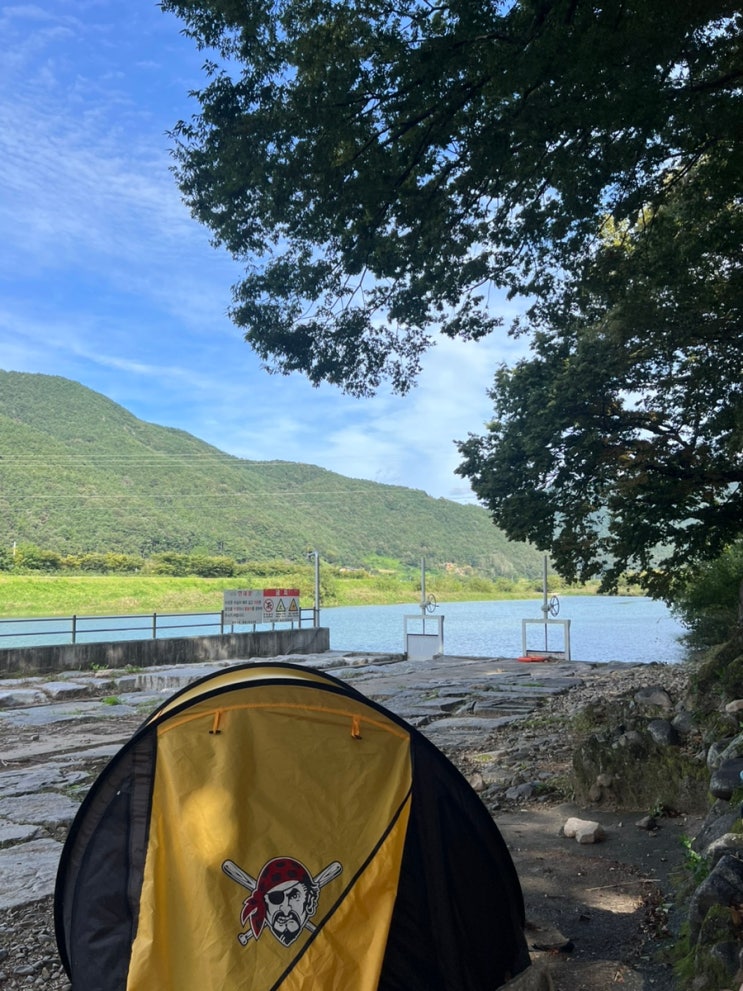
(307, 550), (320, 627)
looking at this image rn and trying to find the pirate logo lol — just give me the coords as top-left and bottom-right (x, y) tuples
(222, 857), (343, 947)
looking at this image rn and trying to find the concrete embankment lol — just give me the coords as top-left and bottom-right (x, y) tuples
(0, 626), (330, 676)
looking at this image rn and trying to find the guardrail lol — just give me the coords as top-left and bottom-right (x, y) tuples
(0, 608), (318, 649)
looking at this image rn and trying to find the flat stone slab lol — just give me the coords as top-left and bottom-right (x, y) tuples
(422, 716), (515, 734)
(41, 681), (94, 700)
(0, 822), (42, 847)
(0, 838), (63, 909)
(1, 792), (81, 828)
(55, 743), (123, 763)
(118, 691), (172, 709)
(0, 765), (88, 798)
(0, 689), (48, 709)
(0, 698), (141, 727)
(130, 664), (233, 692)
(421, 715), (521, 746)
(473, 701), (535, 717)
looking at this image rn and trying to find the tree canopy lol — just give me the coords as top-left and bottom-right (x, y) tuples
(163, 0), (742, 597)
(457, 158), (743, 598)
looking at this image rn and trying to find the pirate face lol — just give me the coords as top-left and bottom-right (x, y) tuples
(265, 880), (313, 945)
(229, 855), (334, 947)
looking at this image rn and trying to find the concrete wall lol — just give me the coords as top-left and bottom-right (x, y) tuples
(0, 627), (330, 676)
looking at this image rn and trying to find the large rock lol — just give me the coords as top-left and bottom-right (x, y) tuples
(646, 718), (679, 747)
(704, 833), (743, 868)
(693, 801), (740, 855)
(709, 758), (743, 800)
(707, 738), (736, 770)
(563, 817), (605, 844)
(688, 853), (743, 946)
(634, 686), (673, 710)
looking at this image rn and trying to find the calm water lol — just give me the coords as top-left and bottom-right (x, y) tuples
(0, 596), (688, 664)
(322, 596), (688, 664)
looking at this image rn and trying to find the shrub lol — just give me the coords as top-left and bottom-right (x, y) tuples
(13, 543), (61, 571)
(674, 543), (743, 646)
(189, 555), (236, 577)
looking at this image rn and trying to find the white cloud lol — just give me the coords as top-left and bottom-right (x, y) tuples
(0, 0), (532, 502)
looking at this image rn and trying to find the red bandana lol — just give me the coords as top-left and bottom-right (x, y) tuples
(240, 858), (313, 939)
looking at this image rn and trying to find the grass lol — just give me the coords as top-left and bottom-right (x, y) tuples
(0, 571), (615, 619)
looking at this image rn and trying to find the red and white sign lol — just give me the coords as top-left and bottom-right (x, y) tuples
(262, 588), (301, 623)
(223, 588), (301, 625)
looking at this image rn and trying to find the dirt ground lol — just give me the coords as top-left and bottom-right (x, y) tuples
(498, 801), (704, 990)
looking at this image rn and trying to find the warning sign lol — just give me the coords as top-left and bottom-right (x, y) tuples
(223, 589), (263, 624)
(224, 588), (301, 625)
(262, 588), (301, 623)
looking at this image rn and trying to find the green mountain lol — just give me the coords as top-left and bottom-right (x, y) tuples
(0, 370), (542, 576)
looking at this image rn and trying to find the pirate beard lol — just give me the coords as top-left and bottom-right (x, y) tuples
(270, 912), (304, 945)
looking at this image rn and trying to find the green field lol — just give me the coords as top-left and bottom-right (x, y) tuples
(0, 570), (598, 619)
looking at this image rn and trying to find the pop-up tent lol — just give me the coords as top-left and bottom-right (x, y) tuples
(55, 661), (530, 990)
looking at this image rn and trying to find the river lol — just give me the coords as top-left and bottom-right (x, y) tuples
(323, 595), (688, 664)
(0, 595), (688, 665)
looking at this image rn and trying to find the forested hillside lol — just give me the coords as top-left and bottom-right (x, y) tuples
(0, 371), (543, 577)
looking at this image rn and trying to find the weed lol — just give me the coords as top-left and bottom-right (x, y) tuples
(680, 834), (710, 887)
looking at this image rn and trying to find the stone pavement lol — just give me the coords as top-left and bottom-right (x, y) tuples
(0, 650), (595, 913)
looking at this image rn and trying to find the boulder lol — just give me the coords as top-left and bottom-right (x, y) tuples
(563, 817), (605, 844)
(708, 739), (736, 770)
(634, 686), (673, 710)
(693, 802), (740, 855)
(710, 758), (743, 800)
(704, 833), (743, 868)
(671, 709), (696, 737)
(646, 718), (679, 747)
(688, 854), (743, 946)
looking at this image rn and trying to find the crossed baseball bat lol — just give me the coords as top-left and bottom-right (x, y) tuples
(222, 859), (343, 945)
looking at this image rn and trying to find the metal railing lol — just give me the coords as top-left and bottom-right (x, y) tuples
(0, 608), (317, 649)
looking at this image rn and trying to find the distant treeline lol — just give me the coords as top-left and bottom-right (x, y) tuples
(0, 543), (574, 619)
(0, 541), (575, 602)
(0, 544), (302, 578)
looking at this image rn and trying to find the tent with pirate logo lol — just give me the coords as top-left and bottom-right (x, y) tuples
(55, 661), (531, 990)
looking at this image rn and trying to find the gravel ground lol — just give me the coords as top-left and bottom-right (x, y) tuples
(0, 899), (68, 990)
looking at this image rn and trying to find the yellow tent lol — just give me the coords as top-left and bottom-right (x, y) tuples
(55, 662), (529, 989)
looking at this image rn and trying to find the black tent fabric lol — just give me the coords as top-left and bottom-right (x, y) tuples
(55, 661), (531, 990)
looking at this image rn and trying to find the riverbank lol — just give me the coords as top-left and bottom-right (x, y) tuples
(0, 571), (627, 618)
(0, 650), (703, 989)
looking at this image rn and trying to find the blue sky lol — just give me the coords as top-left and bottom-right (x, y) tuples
(1, 1), (526, 501)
